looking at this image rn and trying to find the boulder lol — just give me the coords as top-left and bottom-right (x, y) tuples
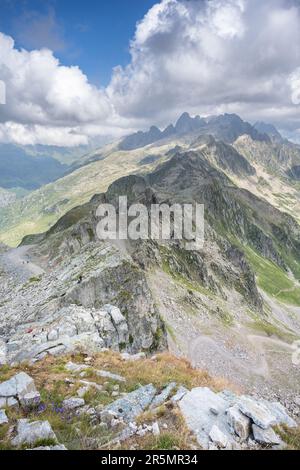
(0, 372), (36, 408)
(227, 404), (251, 441)
(238, 397), (277, 430)
(11, 419), (58, 447)
(20, 391), (41, 410)
(252, 424), (281, 446)
(62, 397), (85, 411)
(103, 305), (129, 345)
(101, 384), (157, 423)
(179, 387), (235, 449)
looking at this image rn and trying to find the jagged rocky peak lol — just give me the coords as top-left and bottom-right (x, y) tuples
(206, 113), (270, 143)
(118, 112), (272, 152)
(175, 112), (206, 134)
(254, 121), (283, 143)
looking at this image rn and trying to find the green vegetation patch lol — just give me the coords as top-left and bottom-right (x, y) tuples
(245, 247), (300, 306)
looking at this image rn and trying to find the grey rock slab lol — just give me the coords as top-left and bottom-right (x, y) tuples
(179, 387), (236, 449)
(96, 370), (126, 382)
(62, 397), (85, 410)
(150, 382), (177, 409)
(238, 397), (277, 430)
(0, 372), (36, 400)
(227, 404), (251, 441)
(252, 424), (281, 446)
(0, 409), (8, 425)
(20, 391), (41, 409)
(209, 425), (228, 449)
(101, 384), (157, 423)
(11, 419), (58, 447)
(121, 352), (146, 361)
(65, 362), (90, 373)
(261, 400), (297, 428)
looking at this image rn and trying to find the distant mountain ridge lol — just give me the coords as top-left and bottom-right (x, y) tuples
(119, 112), (271, 151)
(0, 144), (67, 190)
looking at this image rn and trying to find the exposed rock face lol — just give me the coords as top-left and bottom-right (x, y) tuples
(179, 387), (296, 450)
(2, 305), (131, 364)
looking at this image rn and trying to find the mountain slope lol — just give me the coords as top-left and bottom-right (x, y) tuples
(0, 144), (67, 190)
(0, 113), (299, 248)
(1, 147), (300, 398)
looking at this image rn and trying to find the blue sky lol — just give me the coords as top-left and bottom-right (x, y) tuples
(0, 0), (157, 85)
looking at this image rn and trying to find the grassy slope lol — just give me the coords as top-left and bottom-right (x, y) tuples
(0, 351), (228, 450)
(0, 142), (176, 247)
(245, 247), (300, 306)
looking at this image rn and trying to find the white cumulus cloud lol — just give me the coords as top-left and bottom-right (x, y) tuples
(1, 0), (300, 146)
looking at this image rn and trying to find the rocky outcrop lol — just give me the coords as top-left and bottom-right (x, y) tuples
(179, 387), (296, 450)
(2, 305), (130, 364)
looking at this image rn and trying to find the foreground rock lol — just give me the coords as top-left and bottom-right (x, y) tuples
(0, 372), (36, 408)
(179, 387), (296, 450)
(101, 384), (157, 423)
(62, 397), (85, 411)
(11, 419), (58, 447)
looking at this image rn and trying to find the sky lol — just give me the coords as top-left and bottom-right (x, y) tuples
(0, 0), (300, 147)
